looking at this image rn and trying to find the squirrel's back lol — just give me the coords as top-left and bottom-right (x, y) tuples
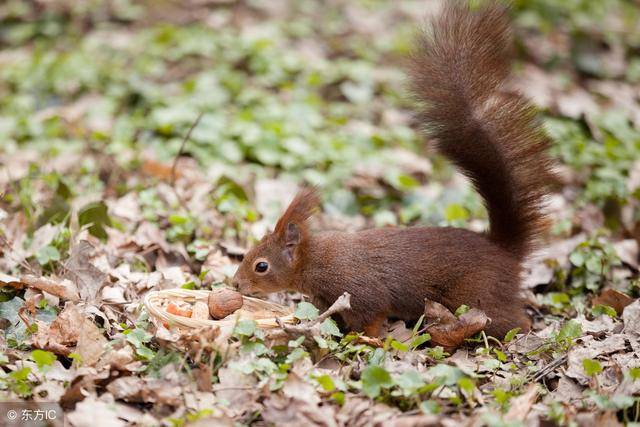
(409, 1), (555, 260)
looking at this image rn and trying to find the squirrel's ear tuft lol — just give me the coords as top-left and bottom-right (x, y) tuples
(274, 187), (320, 254)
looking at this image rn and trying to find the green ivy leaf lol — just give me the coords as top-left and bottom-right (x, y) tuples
(125, 328), (152, 348)
(288, 336), (305, 348)
(285, 347), (308, 364)
(504, 328), (521, 342)
(591, 304), (617, 318)
(493, 349), (507, 362)
(36, 245), (61, 265)
(457, 377), (475, 394)
(10, 367), (31, 381)
(390, 340), (408, 352)
(454, 305), (470, 317)
(234, 320), (257, 337)
(320, 318), (342, 337)
(361, 365), (394, 398)
(294, 302), (319, 321)
(410, 333), (431, 349)
(557, 320), (582, 342)
(583, 358), (603, 377)
(31, 350), (56, 371)
(420, 400), (441, 415)
(78, 201), (111, 240)
(569, 251), (585, 267)
(315, 374), (335, 392)
(368, 348), (386, 365)
(395, 370), (425, 391)
(331, 391), (345, 406)
(428, 364), (463, 386)
(136, 346), (155, 361)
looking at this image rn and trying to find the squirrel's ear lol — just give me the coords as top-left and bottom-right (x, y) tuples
(274, 187), (320, 236)
(274, 187), (320, 264)
(282, 222), (301, 264)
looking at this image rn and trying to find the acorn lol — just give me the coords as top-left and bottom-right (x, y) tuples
(208, 288), (243, 319)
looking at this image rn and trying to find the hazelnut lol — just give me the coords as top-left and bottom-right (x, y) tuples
(208, 288), (243, 319)
(191, 301), (210, 320)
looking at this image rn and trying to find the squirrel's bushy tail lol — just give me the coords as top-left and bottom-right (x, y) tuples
(409, 1), (555, 260)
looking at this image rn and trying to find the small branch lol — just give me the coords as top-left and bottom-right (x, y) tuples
(170, 112), (204, 186)
(273, 292), (351, 341)
(531, 354), (568, 382)
(316, 292), (351, 325)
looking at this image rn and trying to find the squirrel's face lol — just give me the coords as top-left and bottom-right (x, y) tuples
(232, 187), (319, 296)
(232, 232), (298, 295)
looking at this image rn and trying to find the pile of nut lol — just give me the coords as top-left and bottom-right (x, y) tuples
(165, 288), (244, 320)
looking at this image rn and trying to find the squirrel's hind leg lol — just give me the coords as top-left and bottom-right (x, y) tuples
(362, 314), (387, 338)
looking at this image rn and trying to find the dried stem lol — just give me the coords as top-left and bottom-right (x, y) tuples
(170, 112), (204, 186)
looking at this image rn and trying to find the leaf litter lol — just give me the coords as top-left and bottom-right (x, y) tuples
(0, 0), (639, 426)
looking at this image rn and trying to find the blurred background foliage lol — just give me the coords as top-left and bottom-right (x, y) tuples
(0, 0), (639, 243)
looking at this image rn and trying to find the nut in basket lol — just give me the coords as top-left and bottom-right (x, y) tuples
(144, 288), (296, 330)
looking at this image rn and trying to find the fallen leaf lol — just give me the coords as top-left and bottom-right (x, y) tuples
(0, 273), (23, 287)
(64, 240), (107, 302)
(592, 289), (634, 316)
(566, 335), (628, 384)
(213, 363), (258, 416)
(76, 315), (108, 367)
(612, 239), (639, 269)
(66, 393), (142, 427)
(16, 275), (80, 302)
(31, 303), (84, 356)
(193, 364), (213, 392)
(107, 376), (183, 406)
(622, 300), (640, 336)
(423, 300), (489, 352)
(504, 384), (539, 422)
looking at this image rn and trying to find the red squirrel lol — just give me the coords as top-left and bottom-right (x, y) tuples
(232, 1), (555, 338)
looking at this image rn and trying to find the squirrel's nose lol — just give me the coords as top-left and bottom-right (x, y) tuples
(233, 279), (252, 294)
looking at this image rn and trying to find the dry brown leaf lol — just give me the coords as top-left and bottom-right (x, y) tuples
(193, 364), (213, 392)
(64, 240), (107, 302)
(107, 376), (183, 406)
(612, 239), (639, 269)
(141, 158), (178, 181)
(622, 300), (640, 336)
(262, 374), (338, 427)
(424, 300), (457, 325)
(387, 320), (413, 343)
(504, 384), (539, 421)
(76, 316), (108, 367)
(0, 272), (23, 287)
(592, 289), (635, 316)
(67, 393), (143, 427)
(31, 303), (84, 356)
(20, 275), (79, 301)
(213, 364), (259, 416)
(424, 300), (489, 353)
(566, 335), (628, 385)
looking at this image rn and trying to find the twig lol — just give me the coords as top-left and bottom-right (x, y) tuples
(315, 292), (351, 324)
(273, 292), (351, 340)
(212, 386), (255, 392)
(170, 112), (204, 186)
(531, 354), (568, 382)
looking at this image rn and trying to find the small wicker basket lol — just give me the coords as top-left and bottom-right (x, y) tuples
(144, 288), (296, 329)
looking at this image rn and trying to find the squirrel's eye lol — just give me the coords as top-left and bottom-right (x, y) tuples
(254, 261), (269, 274)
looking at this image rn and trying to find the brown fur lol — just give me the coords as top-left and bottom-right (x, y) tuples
(232, 1), (555, 338)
